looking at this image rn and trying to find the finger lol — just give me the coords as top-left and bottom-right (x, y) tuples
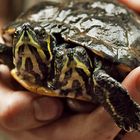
(119, 0), (140, 12)
(122, 132), (140, 140)
(122, 66), (140, 104)
(0, 91), (63, 131)
(25, 107), (121, 140)
(0, 65), (63, 131)
(121, 67), (140, 139)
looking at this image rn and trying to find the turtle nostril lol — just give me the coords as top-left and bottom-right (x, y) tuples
(24, 31), (28, 37)
(22, 22), (31, 31)
(22, 24), (30, 39)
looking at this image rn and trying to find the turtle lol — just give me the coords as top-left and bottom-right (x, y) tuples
(0, 0), (140, 133)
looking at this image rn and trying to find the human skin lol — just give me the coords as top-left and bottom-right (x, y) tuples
(119, 0), (140, 12)
(0, 65), (140, 140)
(0, 0), (140, 140)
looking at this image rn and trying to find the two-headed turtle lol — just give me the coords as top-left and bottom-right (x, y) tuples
(0, 0), (140, 132)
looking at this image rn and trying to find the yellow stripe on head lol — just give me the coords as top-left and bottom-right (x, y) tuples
(27, 31), (47, 63)
(14, 32), (24, 65)
(59, 55), (69, 82)
(74, 57), (91, 76)
(45, 35), (53, 62)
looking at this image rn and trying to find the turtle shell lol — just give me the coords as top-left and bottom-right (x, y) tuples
(2, 0), (140, 131)
(14, 0), (140, 72)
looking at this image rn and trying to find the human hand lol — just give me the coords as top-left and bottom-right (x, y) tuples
(119, 0), (140, 12)
(0, 65), (140, 140)
(0, 64), (63, 139)
(0, 1), (140, 140)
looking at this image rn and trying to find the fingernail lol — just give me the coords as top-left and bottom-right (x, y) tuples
(0, 64), (10, 73)
(33, 97), (62, 121)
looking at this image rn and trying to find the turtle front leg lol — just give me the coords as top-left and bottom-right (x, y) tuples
(93, 70), (140, 132)
(0, 43), (13, 68)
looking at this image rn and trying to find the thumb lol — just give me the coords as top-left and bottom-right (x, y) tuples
(122, 67), (140, 104)
(0, 64), (63, 131)
(119, 0), (140, 12)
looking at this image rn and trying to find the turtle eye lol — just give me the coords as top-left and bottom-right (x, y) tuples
(34, 26), (46, 37)
(14, 30), (19, 38)
(13, 27), (22, 38)
(14, 31), (18, 37)
(40, 29), (46, 37)
(34, 26), (41, 34)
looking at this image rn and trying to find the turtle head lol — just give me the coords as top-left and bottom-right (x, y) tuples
(4, 21), (55, 84)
